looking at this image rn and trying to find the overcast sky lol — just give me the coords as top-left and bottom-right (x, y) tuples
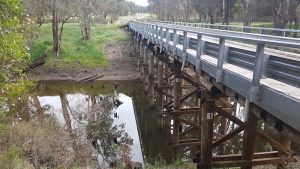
(126, 0), (149, 6)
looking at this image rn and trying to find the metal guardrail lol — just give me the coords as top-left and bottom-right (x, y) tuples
(152, 21), (300, 37)
(129, 21), (300, 132)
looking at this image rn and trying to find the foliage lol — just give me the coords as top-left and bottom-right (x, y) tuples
(0, 118), (97, 168)
(30, 23), (126, 71)
(0, 0), (29, 83)
(149, 0), (300, 30)
(0, 145), (34, 169)
(0, 0), (32, 127)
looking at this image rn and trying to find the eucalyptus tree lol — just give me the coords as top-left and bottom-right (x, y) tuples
(23, 0), (77, 57)
(222, 0), (237, 25)
(77, 0), (93, 41)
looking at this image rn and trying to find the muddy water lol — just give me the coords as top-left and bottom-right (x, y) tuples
(21, 81), (172, 167)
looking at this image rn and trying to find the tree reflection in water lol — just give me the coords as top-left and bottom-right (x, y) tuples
(23, 89), (134, 168)
(85, 95), (133, 168)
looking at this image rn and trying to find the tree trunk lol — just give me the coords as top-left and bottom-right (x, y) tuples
(222, 0), (230, 25)
(52, 0), (60, 57)
(272, 0), (290, 35)
(82, 12), (91, 42)
(293, 17), (299, 38)
(208, 11), (215, 24)
(242, 0), (251, 32)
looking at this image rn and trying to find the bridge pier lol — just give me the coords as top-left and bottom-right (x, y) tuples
(277, 131), (292, 169)
(241, 100), (259, 169)
(156, 48), (164, 130)
(142, 43), (149, 84)
(172, 59), (182, 160)
(148, 44), (155, 105)
(200, 98), (214, 169)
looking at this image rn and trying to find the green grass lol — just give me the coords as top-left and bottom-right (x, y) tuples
(144, 160), (195, 169)
(30, 23), (127, 70)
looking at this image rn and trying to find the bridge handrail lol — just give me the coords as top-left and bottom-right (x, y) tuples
(151, 21), (300, 37)
(130, 21), (300, 49)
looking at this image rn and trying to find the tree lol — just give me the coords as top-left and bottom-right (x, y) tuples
(222, 0), (237, 25)
(51, 0), (76, 57)
(191, 0), (222, 23)
(241, 0), (252, 27)
(0, 0), (30, 101)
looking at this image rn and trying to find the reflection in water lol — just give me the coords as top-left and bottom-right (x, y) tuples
(25, 82), (144, 168)
(10, 81), (290, 168)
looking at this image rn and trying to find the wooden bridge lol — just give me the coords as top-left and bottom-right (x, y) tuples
(128, 21), (300, 169)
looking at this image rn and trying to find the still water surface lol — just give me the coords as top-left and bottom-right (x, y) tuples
(19, 80), (285, 168)
(24, 81), (172, 167)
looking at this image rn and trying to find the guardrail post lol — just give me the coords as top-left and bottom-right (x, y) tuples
(216, 38), (229, 83)
(250, 43), (265, 102)
(159, 26), (164, 51)
(259, 29), (264, 34)
(173, 29), (179, 56)
(166, 28), (170, 50)
(146, 24), (150, 38)
(181, 31), (188, 71)
(196, 34), (205, 76)
(155, 25), (159, 43)
(140, 23), (144, 38)
(150, 25), (154, 40)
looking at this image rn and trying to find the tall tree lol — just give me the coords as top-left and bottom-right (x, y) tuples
(222, 0), (237, 25)
(241, 0), (252, 27)
(51, 0), (75, 57)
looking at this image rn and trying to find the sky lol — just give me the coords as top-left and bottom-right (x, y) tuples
(126, 0), (149, 6)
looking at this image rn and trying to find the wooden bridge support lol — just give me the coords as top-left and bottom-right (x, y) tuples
(156, 48), (164, 130)
(241, 100), (259, 169)
(148, 45), (155, 105)
(142, 43), (149, 84)
(172, 59), (182, 160)
(200, 99), (214, 169)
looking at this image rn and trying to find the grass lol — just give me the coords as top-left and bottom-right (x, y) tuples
(30, 23), (127, 70)
(144, 160), (195, 169)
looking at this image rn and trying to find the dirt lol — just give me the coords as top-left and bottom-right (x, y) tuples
(254, 156), (300, 169)
(27, 33), (140, 82)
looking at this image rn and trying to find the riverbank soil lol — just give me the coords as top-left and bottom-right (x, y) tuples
(27, 30), (139, 81)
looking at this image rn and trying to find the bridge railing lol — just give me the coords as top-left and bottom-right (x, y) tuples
(150, 21), (300, 38)
(129, 20), (300, 131)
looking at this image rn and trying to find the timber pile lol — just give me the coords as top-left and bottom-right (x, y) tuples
(76, 74), (104, 83)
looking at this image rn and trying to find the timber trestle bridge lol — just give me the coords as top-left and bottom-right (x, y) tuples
(128, 21), (300, 168)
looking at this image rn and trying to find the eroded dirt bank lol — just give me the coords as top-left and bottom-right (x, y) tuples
(27, 33), (140, 82)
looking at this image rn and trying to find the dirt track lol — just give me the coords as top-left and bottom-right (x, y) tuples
(27, 31), (140, 82)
